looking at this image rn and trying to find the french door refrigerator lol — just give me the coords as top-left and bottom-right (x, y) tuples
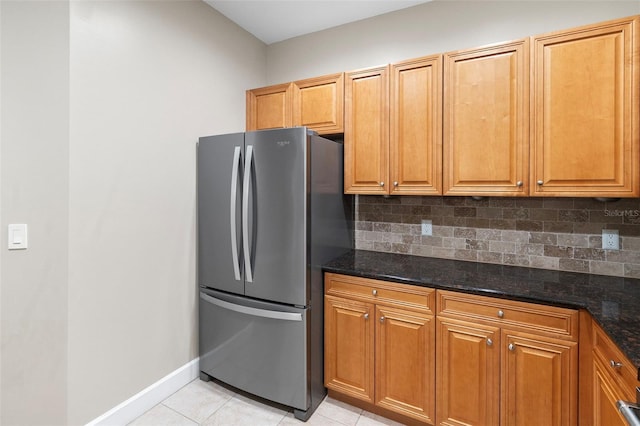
(197, 127), (353, 421)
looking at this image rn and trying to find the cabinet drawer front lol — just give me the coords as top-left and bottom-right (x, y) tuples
(437, 290), (578, 339)
(593, 322), (640, 395)
(325, 273), (434, 313)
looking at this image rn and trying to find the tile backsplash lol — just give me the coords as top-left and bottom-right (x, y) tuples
(355, 195), (640, 278)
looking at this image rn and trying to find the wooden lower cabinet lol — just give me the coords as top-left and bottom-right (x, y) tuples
(592, 355), (630, 426)
(324, 273), (435, 424)
(501, 331), (578, 426)
(376, 305), (435, 423)
(436, 318), (500, 426)
(324, 295), (374, 403)
(436, 290), (579, 426)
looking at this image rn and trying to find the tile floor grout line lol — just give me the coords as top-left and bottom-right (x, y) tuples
(159, 402), (200, 425)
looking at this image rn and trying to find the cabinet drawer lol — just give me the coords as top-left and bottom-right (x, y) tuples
(325, 273), (434, 314)
(593, 322), (640, 396)
(437, 290), (578, 340)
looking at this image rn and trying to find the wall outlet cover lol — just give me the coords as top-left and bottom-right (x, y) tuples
(421, 220), (432, 236)
(602, 229), (619, 250)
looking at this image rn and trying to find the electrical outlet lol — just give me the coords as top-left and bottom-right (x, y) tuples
(421, 220), (432, 236)
(602, 229), (619, 250)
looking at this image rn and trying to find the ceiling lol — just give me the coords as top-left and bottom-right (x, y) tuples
(204, 0), (432, 45)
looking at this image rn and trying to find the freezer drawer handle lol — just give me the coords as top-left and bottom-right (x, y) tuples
(230, 146), (242, 281)
(242, 145), (254, 283)
(200, 292), (302, 322)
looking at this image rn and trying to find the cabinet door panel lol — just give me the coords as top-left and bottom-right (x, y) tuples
(293, 73), (344, 134)
(246, 83), (293, 131)
(376, 306), (434, 423)
(502, 332), (578, 426)
(324, 295), (374, 403)
(531, 16), (639, 196)
(345, 66), (389, 194)
(592, 355), (631, 426)
(436, 318), (500, 426)
(390, 55), (442, 195)
(444, 40), (529, 196)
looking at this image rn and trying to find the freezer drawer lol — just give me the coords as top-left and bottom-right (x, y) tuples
(199, 289), (309, 411)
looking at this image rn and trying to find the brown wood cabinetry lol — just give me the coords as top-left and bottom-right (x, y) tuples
(436, 290), (579, 426)
(246, 73), (344, 135)
(531, 15), (639, 197)
(580, 317), (640, 426)
(293, 73), (344, 134)
(345, 58), (443, 195)
(443, 40), (529, 196)
(390, 56), (443, 195)
(246, 83), (293, 131)
(344, 65), (390, 194)
(324, 273), (435, 424)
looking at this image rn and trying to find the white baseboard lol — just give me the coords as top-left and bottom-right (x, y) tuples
(86, 358), (199, 426)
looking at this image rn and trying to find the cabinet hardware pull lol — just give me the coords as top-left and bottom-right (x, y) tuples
(363, 313), (369, 320)
(537, 180), (543, 185)
(380, 182), (385, 187)
(486, 338), (493, 346)
(508, 343), (515, 351)
(372, 289), (378, 296)
(610, 360), (623, 368)
(380, 316), (385, 323)
(393, 181), (398, 187)
(497, 310), (504, 318)
(516, 181), (523, 187)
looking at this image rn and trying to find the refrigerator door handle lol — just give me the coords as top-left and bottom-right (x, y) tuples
(229, 146), (242, 281)
(200, 292), (302, 322)
(242, 144), (254, 283)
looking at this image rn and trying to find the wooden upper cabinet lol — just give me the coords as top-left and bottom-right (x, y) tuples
(293, 73), (344, 135)
(531, 16), (640, 197)
(443, 39), (530, 196)
(390, 55), (443, 195)
(246, 83), (293, 131)
(344, 65), (390, 194)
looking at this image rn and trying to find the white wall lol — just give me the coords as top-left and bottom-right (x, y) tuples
(67, 1), (265, 424)
(266, 0), (640, 83)
(1, 1), (266, 424)
(0, 1), (70, 424)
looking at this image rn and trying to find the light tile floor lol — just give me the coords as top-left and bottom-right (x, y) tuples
(129, 379), (406, 426)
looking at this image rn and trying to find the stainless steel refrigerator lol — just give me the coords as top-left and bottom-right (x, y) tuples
(197, 127), (353, 421)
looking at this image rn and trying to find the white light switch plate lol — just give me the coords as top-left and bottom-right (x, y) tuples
(421, 220), (433, 236)
(8, 224), (28, 250)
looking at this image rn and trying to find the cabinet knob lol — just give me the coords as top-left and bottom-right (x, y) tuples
(516, 181), (523, 187)
(497, 310), (504, 318)
(380, 182), (385, 187)
(508, 343), (516, 351)
(372, 289), (378, 296)
(363, 313), (369, 320)
(380, 316), (385, 323)
(393, 181), (398, 187)
(486, 338), (493, 346)
(537, 180), (544, 185)
(610, 360), (623, 369)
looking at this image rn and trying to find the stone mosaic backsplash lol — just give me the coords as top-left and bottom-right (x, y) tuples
(355, 195), (640, 278)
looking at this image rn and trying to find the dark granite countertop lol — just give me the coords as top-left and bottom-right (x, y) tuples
(324, 249), (640, 378)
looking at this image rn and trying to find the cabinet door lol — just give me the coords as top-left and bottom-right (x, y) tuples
(436, 318), (500, 426)
(592, 354), (631, 426)
(443, 39), (529, 196)
(344, 65), (390, 194)
(375, 305), (435, 423)
(531, 16), (639, 197)
(390, 55), (443, 195)
(293, 73), (344, 135)
(246, 83), (293, 131)
(502, 332), (578, 426)
(324, 295), (374, 403)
